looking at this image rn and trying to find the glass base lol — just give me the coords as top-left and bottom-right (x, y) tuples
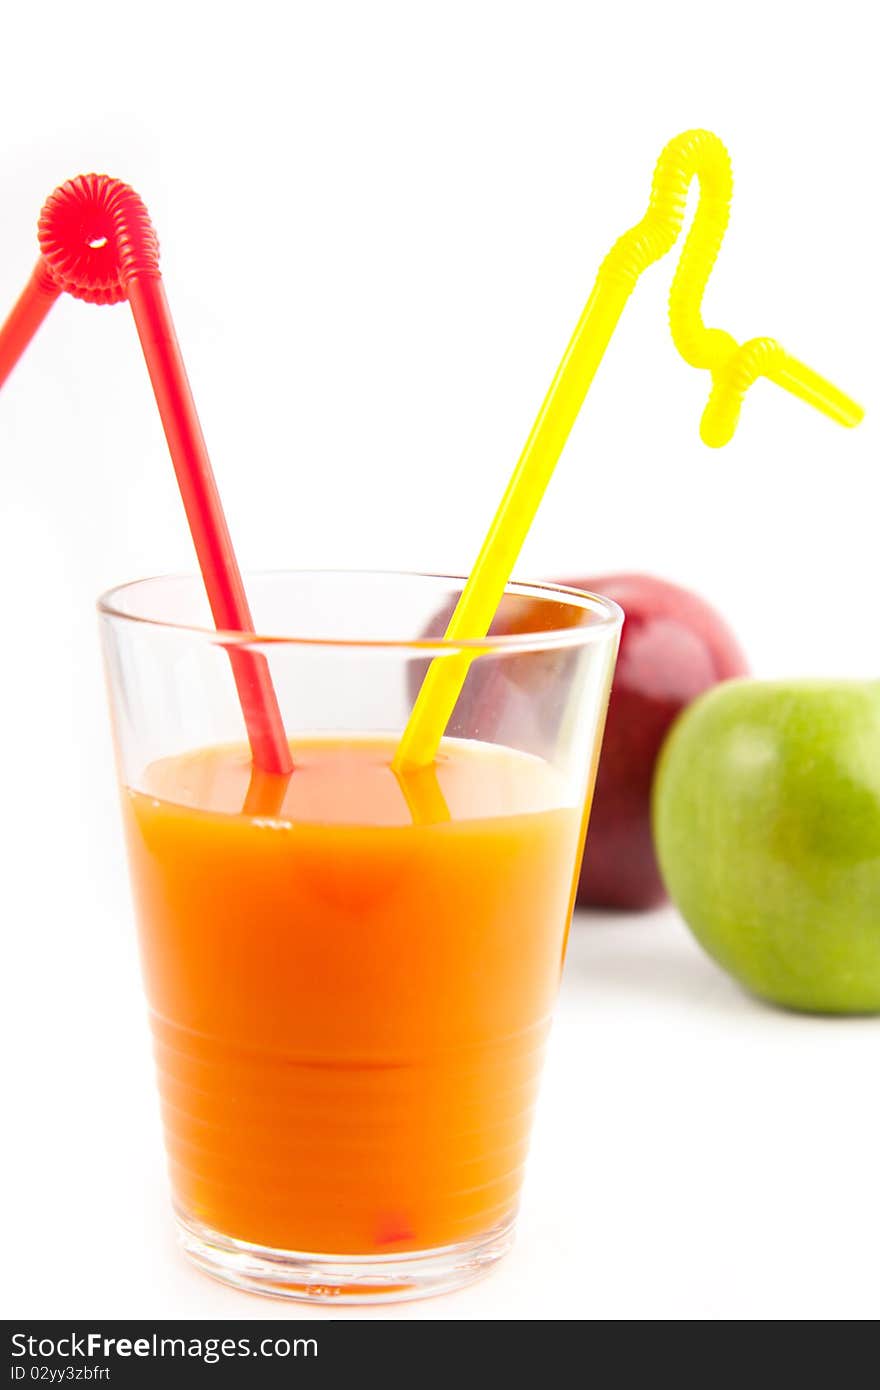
(176, 1211), (516, 1305)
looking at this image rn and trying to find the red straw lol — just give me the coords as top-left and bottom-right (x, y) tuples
(0, 175), (292, 776)
(0, 261), (61, 389)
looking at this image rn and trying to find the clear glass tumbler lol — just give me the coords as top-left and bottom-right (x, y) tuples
(99, 571), (621, 1302)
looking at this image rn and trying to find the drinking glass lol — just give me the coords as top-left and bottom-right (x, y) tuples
(99, 571), (621, 1302)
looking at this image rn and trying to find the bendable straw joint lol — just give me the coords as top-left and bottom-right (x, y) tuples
(32, 259), (61, 298)
(37, 174), (160, 304)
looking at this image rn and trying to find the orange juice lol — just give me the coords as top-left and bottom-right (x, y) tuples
(122, 736), (584, 1256)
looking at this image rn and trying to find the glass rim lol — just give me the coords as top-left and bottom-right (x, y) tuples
(96, 569), (623, 653)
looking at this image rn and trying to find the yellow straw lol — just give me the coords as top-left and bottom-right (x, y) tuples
(393, 128), (863, 773)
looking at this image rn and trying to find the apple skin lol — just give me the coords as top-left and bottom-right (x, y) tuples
(565, 574), (748, 910)
(653, 679), (880, 1014)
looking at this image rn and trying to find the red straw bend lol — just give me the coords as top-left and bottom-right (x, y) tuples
(0, 174), (292, 776)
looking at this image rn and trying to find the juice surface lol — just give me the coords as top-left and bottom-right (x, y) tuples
(123, 737), (584, 1255)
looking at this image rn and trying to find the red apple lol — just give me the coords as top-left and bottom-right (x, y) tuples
(564, 574), (748, 910)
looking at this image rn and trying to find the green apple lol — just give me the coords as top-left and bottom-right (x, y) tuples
(652, 679), (880, 1013)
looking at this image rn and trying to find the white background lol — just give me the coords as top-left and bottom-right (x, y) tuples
(1, 0), (878, 1321)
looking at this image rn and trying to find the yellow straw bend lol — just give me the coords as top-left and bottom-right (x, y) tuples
(394, 129), (863, 772)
